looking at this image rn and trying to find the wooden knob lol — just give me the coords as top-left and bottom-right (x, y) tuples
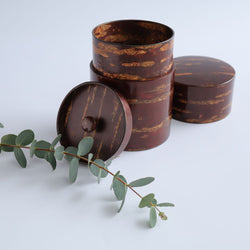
(81, 116), (96, 132)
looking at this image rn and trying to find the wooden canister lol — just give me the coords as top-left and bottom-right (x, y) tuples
(92, 20), (174, 80)
(91, 62), (174, 151)
(173, 56), (235, 123)
(91, 20), (174, 150)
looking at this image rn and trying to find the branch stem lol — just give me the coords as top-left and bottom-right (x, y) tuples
(0, 143), (160, 211)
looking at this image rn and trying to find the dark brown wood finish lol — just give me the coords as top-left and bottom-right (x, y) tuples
(92, 20), (174, 81)
(57, 82), (132, 161)
(91, 20), (175, 151)
(173, 56), (235, 123)
(90, 62), (174, 151)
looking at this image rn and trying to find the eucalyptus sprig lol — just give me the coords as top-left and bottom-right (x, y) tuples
(0, 123), (174, 228)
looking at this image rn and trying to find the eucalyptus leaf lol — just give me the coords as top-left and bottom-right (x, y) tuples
(157, 202), (175, 207)
(30, 140), (37, 158)
(89, 159), (102, 177)
(0, 123), (4, 128)
(54, 146), (64, 160)
(88, 153), (93, 168)
(149, 207), (157, 228)
(105, 158), (112, 167)
(45, 152), (57, 170)
(89, 159), (108, 180)
(110, 171), (120, 190)
(16, 130), (34, 146)
(129, 177), (155, 187)
(118, 188), (127, 213)
(1, 134), (17, 152)
(113, 175), (127, 201)
(69, 157), (79, 183)
(97, 168), (102, 184)
(147, 198), (157, 208)
(34, 141), (51, 159)
(14, 147), (27, 168)
(77, 137), (94, 156)
(64, 146), (78, 161)
(50, 134), (62, 149)
(139, 193), (155, 208)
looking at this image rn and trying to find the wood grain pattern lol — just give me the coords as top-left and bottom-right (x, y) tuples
(90, 62), (174, 151)
(57, 82), (132, 161)
(92, 20), (174, 81)
(173, 56), (235, 123)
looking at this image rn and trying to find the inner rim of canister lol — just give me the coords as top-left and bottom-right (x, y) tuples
(92, 19), (174, 47)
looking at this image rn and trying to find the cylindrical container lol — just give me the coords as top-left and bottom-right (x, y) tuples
(91, 62), (174, 151)
(173, 56), (235, 123)
(91, 20), (174, 151)
(92, 20), (174, 81)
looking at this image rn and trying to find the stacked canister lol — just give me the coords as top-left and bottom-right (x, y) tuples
(90, 20), (175, 151)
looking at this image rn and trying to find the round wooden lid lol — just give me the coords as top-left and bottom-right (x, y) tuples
(174, 56), (235, 87)
(57, 82), (132, 161)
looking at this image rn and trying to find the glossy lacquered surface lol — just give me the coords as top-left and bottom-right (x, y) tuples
(91, 62), (174, 151)
(173, 56), (235, 123)
(91, 20), (174, 150)
(57, 82), (132, 160)
(92, 20), (174, 81)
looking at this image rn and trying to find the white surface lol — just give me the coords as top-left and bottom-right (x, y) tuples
(0, 0), (249, 249)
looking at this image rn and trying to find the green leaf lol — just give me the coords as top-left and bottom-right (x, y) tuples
(118, 188), (127, 213)
(16, 129), (34, 146)
(69, 157), (79, 183)
(129, 177), (155, 187)
(139, 193), (155, 208)
(30, 140), (37, 158)
(157, 202), (175, 207)
(77, 137), (94, 156)
(45, 152), (57, 170)
(147, 198), (157, 208)
(89, 159), (108, 179)
(34, 140), (51, 159)
(110, 171), (120, 190)
(14, 148), (27, 168)
(64, 146), (78, 161)
(88, 153), (93, 168)
(0, 123), (4, 128)
(50, 134), (62, 149)
(105, 158), (112, 167)
(113, 175), (127, 201)
(1, 134), (17, 152)
(149, 207), (157, 228)
(97, 169), (102, 184)
(54, 146), (64, 160)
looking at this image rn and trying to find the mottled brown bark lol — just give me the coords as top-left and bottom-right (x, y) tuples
(173, 56), (235, 123)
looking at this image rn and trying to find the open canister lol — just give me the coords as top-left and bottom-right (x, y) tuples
(91, 20), (175, 151)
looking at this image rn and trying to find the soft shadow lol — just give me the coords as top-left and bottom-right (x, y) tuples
(45, 176), (69, 190)
(102, 204), (119, 217)
(68, 191), (86, 203)
(136, 219), (150, 229)
(100, 194), (117, 202)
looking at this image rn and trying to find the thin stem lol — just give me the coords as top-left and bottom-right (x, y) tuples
(0, 143), (160, 211)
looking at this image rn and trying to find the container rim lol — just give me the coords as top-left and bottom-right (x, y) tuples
(92, 19), (174, 47)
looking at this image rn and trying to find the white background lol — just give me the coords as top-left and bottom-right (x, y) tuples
(0, 0), (249, 249)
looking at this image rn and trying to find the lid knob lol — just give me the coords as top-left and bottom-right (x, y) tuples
(81, 116), (96, 132)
